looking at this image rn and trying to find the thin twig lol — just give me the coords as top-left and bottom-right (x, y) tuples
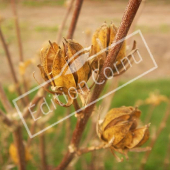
(11, 0), (30, 103)
(57, 0), (75, 43)
(77, 136), (115, 156)
(0, 82), (13, 126)
(163, 134), (170, 170)
(0, 82), (25, 170)
(140, 101), (170, 170)
(0, 83), (13, 113)
(0, 109), (13, 126)
(23, 88), (46, 119)
(26, 98), (44, 147)
(77, 144), (106, 155)
(11, 0), (23, 62)
(54, 0), (142, 169)
(144, 104), (155, 123)
(65, 109), (72, 145)
(66, 0), (84, 39)
(0, 27), (26, 105)
(73, 99), (81, 111)
(39, 133), (48, 170)
(0, 26), (18, 85)
(13, 126), (26, 170)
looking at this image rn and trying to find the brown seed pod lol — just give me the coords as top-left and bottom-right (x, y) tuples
(90, 22), (137, 76)
(97, 106), (150, 161)
(37, 39), (91, 107)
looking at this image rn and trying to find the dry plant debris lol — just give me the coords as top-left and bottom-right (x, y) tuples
(9, 143), (32, 165)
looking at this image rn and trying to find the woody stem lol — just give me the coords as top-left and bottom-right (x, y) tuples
(57, 0), (75, 43)
(0, 27), (26, 106)
(66, 0), (84, 39)
(39, 133), (48, 170)
(11, 0), (30, 103)
(54, 0), (142, 169)
(13, 126), (26, 170)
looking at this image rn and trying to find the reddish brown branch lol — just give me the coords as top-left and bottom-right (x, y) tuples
(65, 109), (72, 145)
(0, 27), (18, 85)
(26, 98), (44, 147)
(144, 104), (155, 123)
(57, 0), (75, 43)
(54, 0), (142, 169)
(0, 77), (25, 170)
(23, 88), (46, 119)
(163, 134), (170, 170)
(66, 0), (84, 39)
(11, 0), (24, 62)
(39, 133), (48, 170)
(0, 109), (13, 126)
(11, 0), (30, 102)
(0, 83), (13, 113)
(0, 27), (26, 105)
(13, 126), (26, 170)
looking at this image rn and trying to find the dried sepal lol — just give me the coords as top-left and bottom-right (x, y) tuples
(102, 121), (133, 146)
(115, 131), (133, 149)
(127, 125), (150, 148)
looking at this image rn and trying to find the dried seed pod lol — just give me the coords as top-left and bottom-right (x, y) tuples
(37, 39), (91, 107)
(97, 106), (150, 161)
(90, 22), (137, 76)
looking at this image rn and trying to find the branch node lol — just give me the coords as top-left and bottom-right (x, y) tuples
(68, 143), (77, 153)
(37, 88), (45, 97)
(75, 112), (84, 119)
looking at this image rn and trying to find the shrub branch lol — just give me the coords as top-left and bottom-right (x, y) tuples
(66, 0), (84, 39)
(54, 0), (142, 169)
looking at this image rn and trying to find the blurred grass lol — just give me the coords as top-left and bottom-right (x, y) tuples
(136, 24), (170, 34)
(107, 79), (170, 170)
(34, 25), (58, 32)
(0, 0), (65, 8)
(0, 79), (170, 169)
(21, 0), (64, 7)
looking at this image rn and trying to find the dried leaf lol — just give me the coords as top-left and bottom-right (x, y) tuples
(9, 143), (32, 165)
(19, 59), (32, 75)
